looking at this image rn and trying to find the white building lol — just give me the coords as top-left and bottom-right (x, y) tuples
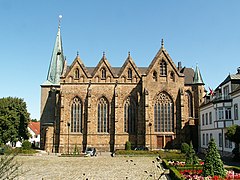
(28, 121), (40, 148)
(200, 68), (240, 156)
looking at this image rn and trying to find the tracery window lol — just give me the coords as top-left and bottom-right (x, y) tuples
(74, 68), (80, 79)
(160, 61), (167, 76)
(124, 97), (136, 133)
(98, 97), (109, 133)
(71, 97), (82, 133)
(128, 68), (132, 79)
(185, 91), (193, 117)
(154, 92), (173, 132)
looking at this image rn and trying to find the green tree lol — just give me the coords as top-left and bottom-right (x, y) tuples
(0, 97), (30, 144)
(226, 125), (240, 159)
(185, 142), (198, 165)
(202, 138), (226, 178)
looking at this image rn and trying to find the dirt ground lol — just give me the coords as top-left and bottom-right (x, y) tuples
(16, 153), (168, 180)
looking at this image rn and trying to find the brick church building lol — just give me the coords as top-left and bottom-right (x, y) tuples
(40, 22), (205, 153)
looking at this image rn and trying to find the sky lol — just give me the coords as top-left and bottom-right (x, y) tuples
(0, 0), (240, 120)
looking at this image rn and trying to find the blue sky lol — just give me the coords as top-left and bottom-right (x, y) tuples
(0, 1), (240, 119)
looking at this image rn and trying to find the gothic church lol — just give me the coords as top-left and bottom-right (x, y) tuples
(40, 22), (205, 153)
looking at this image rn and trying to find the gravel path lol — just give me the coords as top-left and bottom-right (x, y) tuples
(16, 153), (168, 180)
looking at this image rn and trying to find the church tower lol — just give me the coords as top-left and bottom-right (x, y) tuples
(40, 16), (65, 152)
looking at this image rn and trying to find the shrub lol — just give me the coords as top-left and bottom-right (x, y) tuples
(21, 140), (31, 150)
(181, 143), (189, 154)
(125, 141), (131, 150)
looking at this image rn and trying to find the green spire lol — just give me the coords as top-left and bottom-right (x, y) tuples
(193, 65), (204, 85)
(44, 16), (65, 85)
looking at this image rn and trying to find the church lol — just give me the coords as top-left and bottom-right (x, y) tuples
(40, 22), (205, 153)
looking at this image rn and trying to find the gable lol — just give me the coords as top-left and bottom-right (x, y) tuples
(63, 55), (91, 82)
(118, 55), (141, 82)
(91, 56), (116, 81)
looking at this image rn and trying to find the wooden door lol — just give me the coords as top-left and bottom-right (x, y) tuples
(157, 136), (163, 149)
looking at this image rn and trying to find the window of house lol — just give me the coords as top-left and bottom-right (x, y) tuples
(98, 97), (109, 133)
(218, 108), (224, 120)
(124, 97), (136, 133)
(225, 107), (232, 120)
(223, 86), (229, 99)
(234, 103), (238, 120)
(209, 112), (212, 124)
(128, 68), (132, 79)
(206, 133), (209, 145)
(206, 113), (208, 125)
(203, 134), (205, 145)
(210, 133), (213, 140)
(101, 68), (106, 79)
(74, 68), (80, 79)
(154, 92), (173, 132)
(71, 97), (82, 133)
(202, 114), (205, 126)
(160, 61), (167, 76)
(219, 133), (222, 147)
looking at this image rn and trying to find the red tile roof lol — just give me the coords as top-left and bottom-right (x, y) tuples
(28, 121), (40, 135)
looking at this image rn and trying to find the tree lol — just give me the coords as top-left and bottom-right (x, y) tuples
(202, 138), (226, 178)
(185, 142), (198, 165)
(226, 125), (240, 159)
(0, 97), (30, 144)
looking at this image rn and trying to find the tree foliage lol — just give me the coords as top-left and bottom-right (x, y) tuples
(226, 125), (240, 159)
(185, 142), (198, 165)
(202, 138), (226, 177)
(0, 97), (30, 144)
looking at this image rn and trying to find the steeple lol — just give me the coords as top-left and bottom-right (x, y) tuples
(193, 65), (204, 85)
(43, 15), (65, 85)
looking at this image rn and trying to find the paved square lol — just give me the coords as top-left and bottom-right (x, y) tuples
(17, 154), (166, 180)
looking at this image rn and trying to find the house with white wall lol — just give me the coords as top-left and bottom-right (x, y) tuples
(199, 68), (240, 156)
(28, 121), (40, 148)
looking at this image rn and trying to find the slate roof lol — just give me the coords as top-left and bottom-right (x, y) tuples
(180, 67), (194, 85)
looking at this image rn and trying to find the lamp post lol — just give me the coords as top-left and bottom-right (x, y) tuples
(67, 122), (70, 154)
(149, 122), (152, 150)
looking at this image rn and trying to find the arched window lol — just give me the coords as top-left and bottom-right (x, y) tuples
(186, 91), (193, 117)
(124, 97), (136, 133)
(128, 68), (132, 79)
(74, 68), (80, 79)
(101, 68), (106, 79)
(160, 61), (167, 76)
(154, 92), (173, 132)
(98, 97), (109, 133)
(71, 97), (82, 133)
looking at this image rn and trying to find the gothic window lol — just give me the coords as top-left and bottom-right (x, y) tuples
(128, 68), (132, 79)
(98, 97), (109, 133)
(74, 68), (80, 79)
(154, 92), (173, 132)
(71, 97), (82, 133)
(160, 61), (167, 76)
(101, 68), (106, 79)
(185, 91), (193, 117)
(124, 97), (136, 133)
(153, 71), (157, 81)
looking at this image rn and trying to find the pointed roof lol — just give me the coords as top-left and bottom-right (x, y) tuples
(117, 52), (141, 77)
(91, 52), (116, 77)
(28, 121), (40, 135)
(42, 17), (65, 85)
(64, 53), (91, 78)
(193, 65), (204, 85)
(145, 39), (184, 77)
